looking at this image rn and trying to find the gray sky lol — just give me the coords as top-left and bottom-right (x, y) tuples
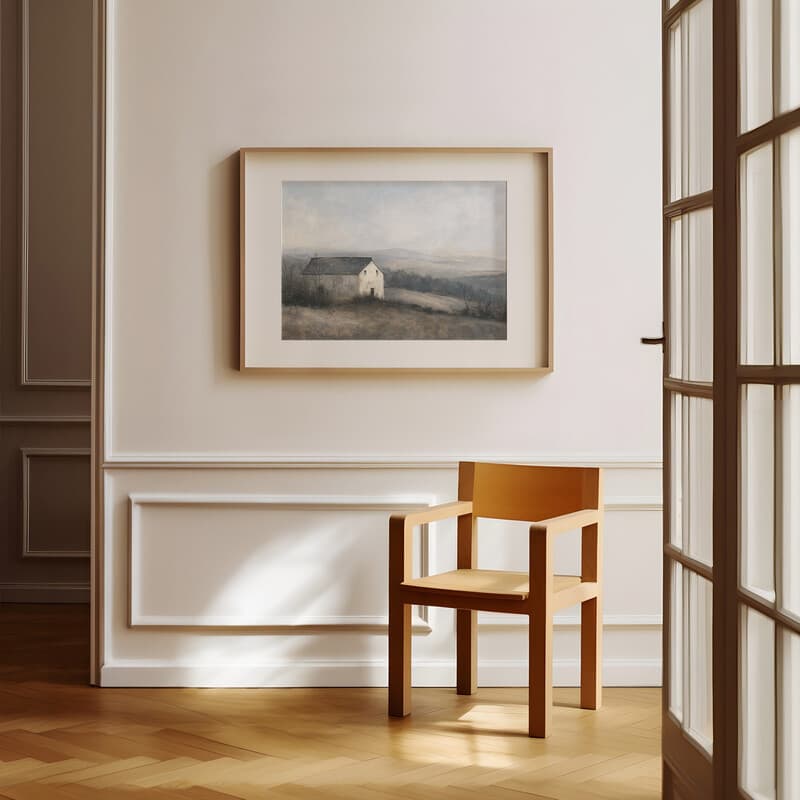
(282, 181), (506, 258)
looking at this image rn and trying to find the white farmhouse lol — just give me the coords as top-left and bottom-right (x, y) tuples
(302, 257), (385, 302)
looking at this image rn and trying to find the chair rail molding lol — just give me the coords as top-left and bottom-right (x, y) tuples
(0, 582), (89, 603)
(103, 454), (663, 470)
(0, 415), (92, 424)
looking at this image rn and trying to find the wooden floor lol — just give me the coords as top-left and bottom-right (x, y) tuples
(0, 605), (661, 799)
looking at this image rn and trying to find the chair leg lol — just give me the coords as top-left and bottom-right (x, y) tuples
(528, 609), (552, 737)
(456, 609), (477, 695)
(580, 596), (602, 710)
(388, 599), (411, 717)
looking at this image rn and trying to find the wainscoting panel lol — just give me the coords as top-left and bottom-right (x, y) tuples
(0, 427), (90, 601)
(102, 462), (662, 687)
(128, 493), (432, 630)
(23, 448), (91, 557)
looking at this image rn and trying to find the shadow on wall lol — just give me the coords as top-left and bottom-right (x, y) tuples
(208, 153), (240, 373)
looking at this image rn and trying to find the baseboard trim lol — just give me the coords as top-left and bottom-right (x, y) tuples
(100, 658), (662, 688)
(0, 582), (90, 603)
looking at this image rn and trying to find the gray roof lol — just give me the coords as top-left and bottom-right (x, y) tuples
(302, 257), (378, 276)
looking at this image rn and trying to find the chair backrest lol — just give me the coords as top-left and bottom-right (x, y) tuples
(457, 461), (602, 522)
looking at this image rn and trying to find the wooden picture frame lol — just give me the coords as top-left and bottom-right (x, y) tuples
(239, 147), (553, 372)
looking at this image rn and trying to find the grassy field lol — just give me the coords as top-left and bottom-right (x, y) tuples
(283, 301), (507, 340)
(383, 287), (466, 313)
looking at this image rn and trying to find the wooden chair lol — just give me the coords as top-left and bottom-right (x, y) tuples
(388, 461), (603, 738)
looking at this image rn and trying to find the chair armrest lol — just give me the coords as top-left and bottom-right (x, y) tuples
(528, 509), (604, 594)
(390, 501), (473, 533)
(389, 501), (473, 585)
(529, 508), (601, 538)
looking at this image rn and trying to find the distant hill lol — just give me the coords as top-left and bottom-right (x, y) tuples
(283, 247), (505, 278)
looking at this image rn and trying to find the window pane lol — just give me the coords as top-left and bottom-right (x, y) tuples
(686, 572), (712, 752)
(779, 628), (800, 800)
(687, 398), (713, 566)
(671, 395), (713, 565)
(688, 209), (713, 381)
(669, 561), (684, 722)
(670, 218), (683, 378)
(668, 2), (712, 202)
(669, 21), (683, 202)
(671, 393), (684, 550)
(686, 0), (712, 196)
(778, 0), (800, 115)
(742, 384), (776, 602)
(669, 209), (713, 381)
(740, 0), (774, 132)
(782, 129), (800, 364)
(740, 606), (776, 800)
(741, 144), (775, 365)
(783, 385), (800, 619)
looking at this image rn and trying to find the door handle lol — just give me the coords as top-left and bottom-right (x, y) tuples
(641, 322), (665, 348)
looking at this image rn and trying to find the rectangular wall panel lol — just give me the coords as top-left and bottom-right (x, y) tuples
(0, 425), (90, 600)
(20, 0), (93, 385)
(100, 464), (664, 688)
(22, 449), (90, 557)
(129, 494), (433, 628)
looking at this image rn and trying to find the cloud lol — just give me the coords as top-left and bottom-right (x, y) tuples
(282, 181), (506, 258)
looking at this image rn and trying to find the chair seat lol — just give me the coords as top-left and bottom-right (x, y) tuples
(401, 569), (582, 601)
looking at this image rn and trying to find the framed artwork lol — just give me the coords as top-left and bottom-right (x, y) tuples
(239, 148), (552, 372)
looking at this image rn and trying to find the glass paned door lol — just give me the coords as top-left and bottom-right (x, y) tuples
(663, 1), (800, 797)
(737, 0), (800, 795)
(662, 0), (715, 795)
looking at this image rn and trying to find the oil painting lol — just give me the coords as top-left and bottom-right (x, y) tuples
(280, 181), (507, 341)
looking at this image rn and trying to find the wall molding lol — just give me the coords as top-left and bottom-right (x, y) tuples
(19, 0), (91, 389)
(104, 455), (663, 470)
(604, 496), (662, 511)
(125, 490), (660, 632)
(0, 415), (91, 424)
(0, 582), (89, 603)
(127, 615), (432, 632)
(128, 492), (437, 510)
(480, 613), (662, 628)
(128, 492), (435, 631)
(21, 447), (91, 558)
(100, 657), (662, 688)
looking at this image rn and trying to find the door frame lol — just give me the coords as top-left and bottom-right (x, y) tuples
(89, 0), (107, 687)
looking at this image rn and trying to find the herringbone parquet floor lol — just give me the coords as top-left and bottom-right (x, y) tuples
(0, 605), (661, 799)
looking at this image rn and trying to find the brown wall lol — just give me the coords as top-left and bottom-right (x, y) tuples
(0, 0), (92, 602)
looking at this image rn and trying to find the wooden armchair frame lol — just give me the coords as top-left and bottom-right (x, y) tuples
(388, 462), (603, 738)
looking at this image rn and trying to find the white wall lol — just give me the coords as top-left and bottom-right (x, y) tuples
(101, 0), (663, 687)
